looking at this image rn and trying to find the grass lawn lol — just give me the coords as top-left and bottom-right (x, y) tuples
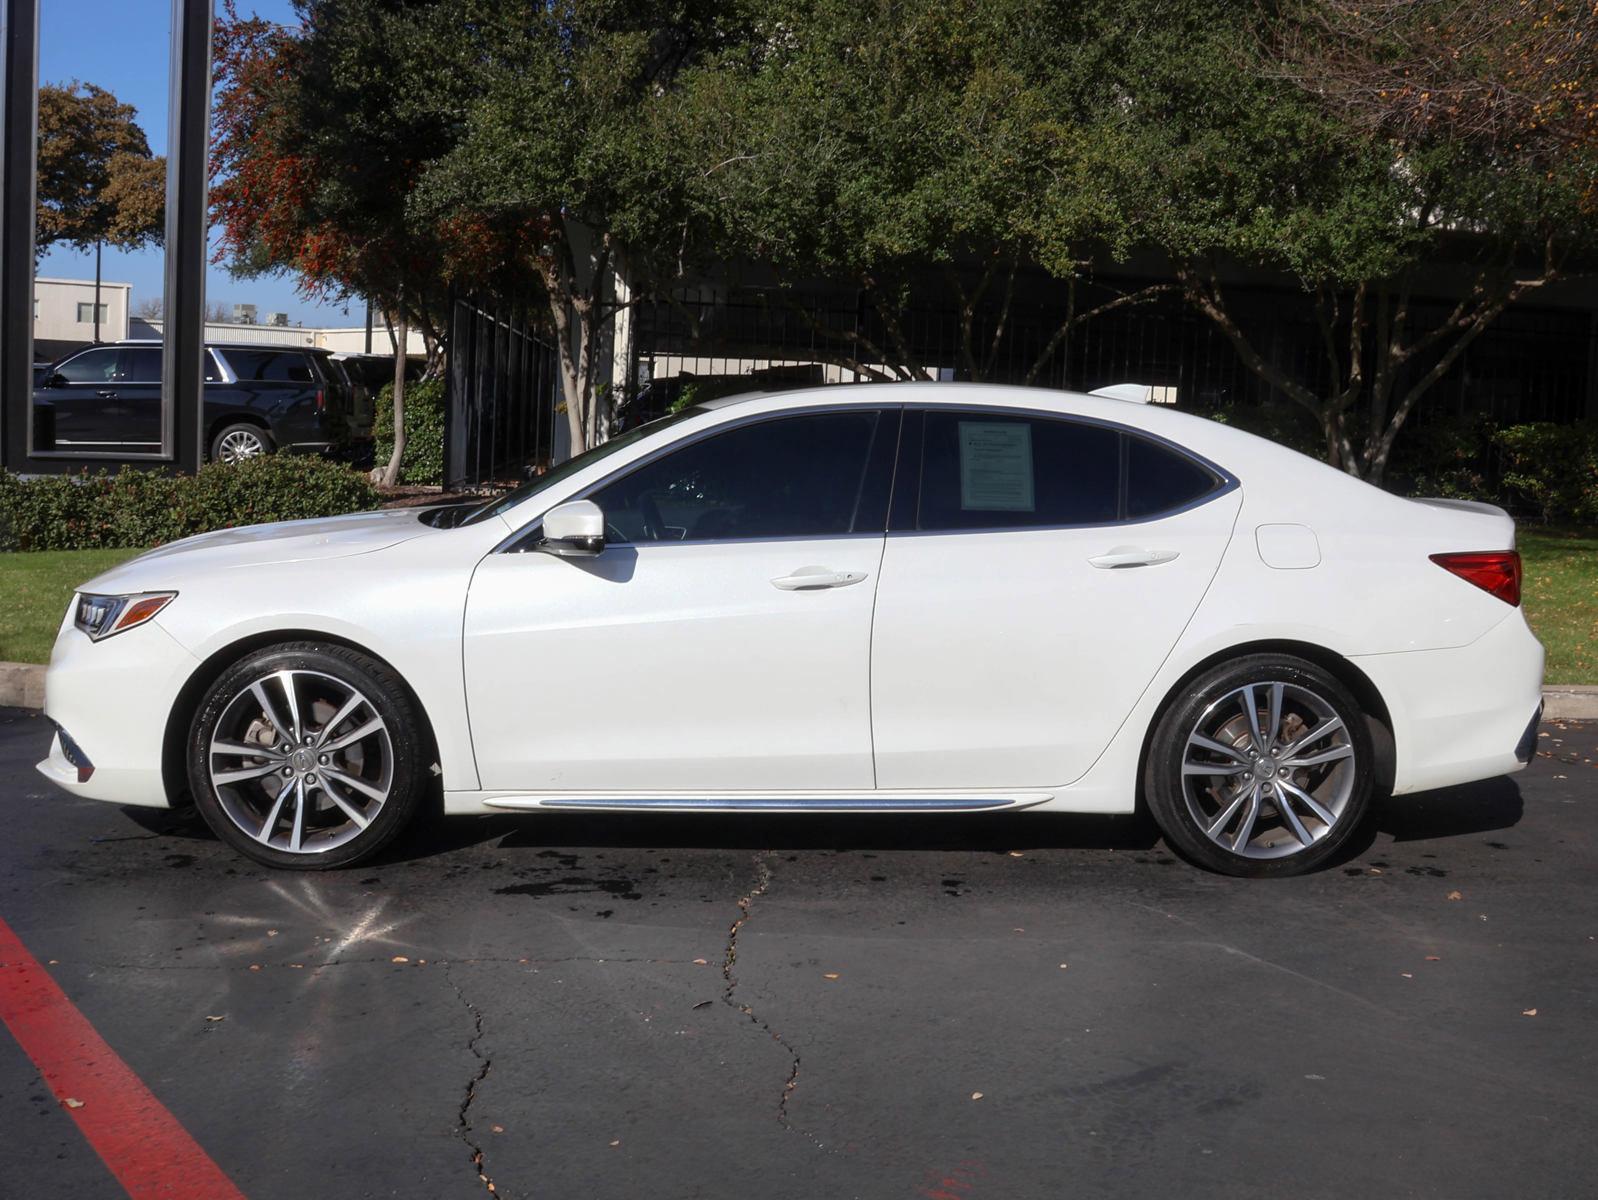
(1519, 527), (1598, 685)
(0, 548), (143, 665)
(0, 529), (1593, 682)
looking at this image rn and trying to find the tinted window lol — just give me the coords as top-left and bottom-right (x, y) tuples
(591, 412), (881, 543)
(917, 411), (1119, 530)
(1126, 436), (1217, 519)
(54, 348), (120, 383)
(223, 349), (315, 383)
(120, 348), (162, 382)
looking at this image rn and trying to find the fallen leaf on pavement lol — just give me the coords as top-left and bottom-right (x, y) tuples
(824, 973), (840, 980)
(1425, 956), (1441, 962)
(491, 1125), (504, 1134)
(609, 1140), (621, 1147)
(1008, 851), (1024, 858)
(248, 964), (261, 972)
(1400, 973), (1413, 979)
(205, 1015), (225, 1022)
(692, 958), (708, 965)
(1446, 890), (1463, 901)
(692, 1000), (712, 1010)
(970, 1092), (984, 1101)
(62, 1098), (84, 1109)
(391, 956), (409, 964)
(1523, 1008), (1538, 1017)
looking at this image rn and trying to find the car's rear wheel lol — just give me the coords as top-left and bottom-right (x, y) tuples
(1145, 654), (1373, 877)
(186, 642), (427, 869)
(211, 422), (273, 464)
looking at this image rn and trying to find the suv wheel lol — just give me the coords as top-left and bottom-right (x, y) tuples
(211, 423), (273, 464)
(1145, 654), (1374, 877)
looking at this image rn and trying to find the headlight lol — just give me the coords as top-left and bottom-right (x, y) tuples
(74, 592), (177, 642)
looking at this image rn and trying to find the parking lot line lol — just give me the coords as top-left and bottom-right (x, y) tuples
(0, 916), (248, 1200)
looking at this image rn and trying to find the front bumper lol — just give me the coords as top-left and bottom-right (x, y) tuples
(1354, 610), (1546, 796)
(36, 609), (198, 808)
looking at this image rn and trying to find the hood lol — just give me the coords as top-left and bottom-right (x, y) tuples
(79, 507), (437, 593)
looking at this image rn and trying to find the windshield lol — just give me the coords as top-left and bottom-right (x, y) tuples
(456, 406), (707, 527)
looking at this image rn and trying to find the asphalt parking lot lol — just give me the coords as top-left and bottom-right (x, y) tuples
(1, 706), (1594, 1200)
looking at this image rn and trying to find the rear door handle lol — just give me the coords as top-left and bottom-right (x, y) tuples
(771, 566), (868, 590)
(1088, 546), (1180, 569)
(96, 390), (118, 398)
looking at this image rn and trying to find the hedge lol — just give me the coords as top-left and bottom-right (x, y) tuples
(0, 454), (383, 552)
(1393, 419), (1598, 525)
(374, 377), (445, 486)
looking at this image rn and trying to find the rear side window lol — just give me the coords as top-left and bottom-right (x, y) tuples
(119, 348), (162, 382)
(917, 411), (1120, 529)
(590, 411), (883, 543)
(1126, 435), (1217, 519)
(222, 349), (315, 383)
(911, 410), (1223, 531)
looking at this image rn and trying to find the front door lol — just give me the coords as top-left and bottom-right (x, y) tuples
(870, 408), (1242, 789)
(463, 408), (898, 793)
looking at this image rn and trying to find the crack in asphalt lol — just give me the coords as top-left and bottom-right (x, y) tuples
(443, 961), (502, 1198)
(719, 851), (820, 1148)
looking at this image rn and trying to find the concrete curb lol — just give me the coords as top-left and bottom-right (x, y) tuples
(0, 662), (45, 711)
(1543, 685), (1598, 722)
(3, 659), (1597, 719)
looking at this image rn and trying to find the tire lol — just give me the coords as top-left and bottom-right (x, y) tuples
(210, 422), (273, 464)
(186, 642), (428, 870)
(1144, 654), (1374, 878)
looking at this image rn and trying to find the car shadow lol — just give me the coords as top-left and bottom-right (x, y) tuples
(116, 776), (1526, 867)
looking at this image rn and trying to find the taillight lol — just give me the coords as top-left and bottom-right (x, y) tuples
(1429, 550), (1522, 606)
(315, 388), (325, 411)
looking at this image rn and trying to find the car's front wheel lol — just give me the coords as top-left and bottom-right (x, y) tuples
(1145, 654), (1374, 877)
(186, 642), (428, 869)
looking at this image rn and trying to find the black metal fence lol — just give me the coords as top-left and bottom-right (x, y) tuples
(629, 276), (1595, 427)
(444, 294), (560, 490)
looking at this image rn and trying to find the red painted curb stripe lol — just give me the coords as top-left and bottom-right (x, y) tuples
(0, 917), (248, 1200)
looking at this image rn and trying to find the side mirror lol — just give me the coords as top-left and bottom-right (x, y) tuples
(538, 499), (605, 558)
(42, 372), (67, 389)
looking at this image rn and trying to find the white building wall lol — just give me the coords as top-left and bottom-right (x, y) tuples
(33, 276), (131, 346)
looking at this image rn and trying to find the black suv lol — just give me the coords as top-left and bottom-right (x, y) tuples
(32, 342), (354, 463)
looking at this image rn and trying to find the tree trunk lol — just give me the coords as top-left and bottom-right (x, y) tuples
(379, 308), (409, 488)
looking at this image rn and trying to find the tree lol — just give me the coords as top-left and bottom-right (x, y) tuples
(36, 82), (165, 342)
(404, 0), (742, 452)
(1107, 0), (1597, 482)
(212, 2), (462, 483)
(664, 0), (1166, 384)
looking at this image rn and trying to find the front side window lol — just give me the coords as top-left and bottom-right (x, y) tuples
(590, 411), (882, 543)
(53, 348), (120, 383)
(917, 411), (1119, 530)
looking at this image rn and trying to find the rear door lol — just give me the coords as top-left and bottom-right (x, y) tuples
(869, 407), (1242, 789)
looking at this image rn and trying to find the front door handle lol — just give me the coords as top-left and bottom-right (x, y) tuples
(771, 566), (868, 591)
(1088, 546), (1180, 569)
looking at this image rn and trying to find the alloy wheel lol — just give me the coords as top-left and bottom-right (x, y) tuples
(206, 668), (393, 855)
(1180, 680), (1357, 861)
(217, 428), (267, 463)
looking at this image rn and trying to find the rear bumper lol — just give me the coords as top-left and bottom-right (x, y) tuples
(1354, 611), (1545, 795)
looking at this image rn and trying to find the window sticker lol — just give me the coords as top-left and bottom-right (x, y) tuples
(958, 421), (1035, 511)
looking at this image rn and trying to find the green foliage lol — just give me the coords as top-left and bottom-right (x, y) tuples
(0, 456), (381, 552)
(36, 82), (165, 253)
(1494, 424), (1598, 526)
(373, 377), (446, 486)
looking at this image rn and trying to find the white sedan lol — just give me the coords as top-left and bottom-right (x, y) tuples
(37, 383), (1544, 876)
